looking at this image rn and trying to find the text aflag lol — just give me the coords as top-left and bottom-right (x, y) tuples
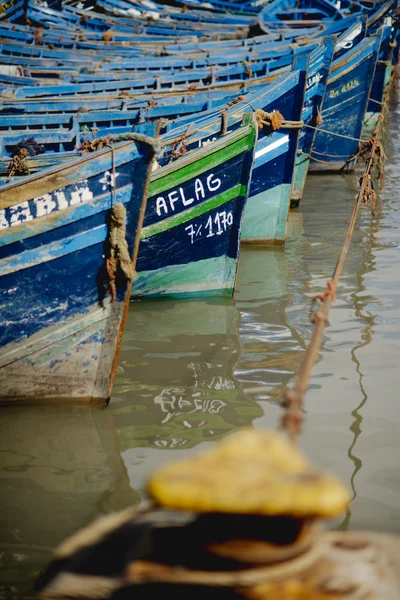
(154, 173), (222, 217)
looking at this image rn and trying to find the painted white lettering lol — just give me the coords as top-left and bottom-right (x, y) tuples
(0, 209), (9, 230)
(55, 190), (68, 210)
(70, 182), (94, 206)
(34, 194), (57, 218)
(205, 215), (214, 238)
(207, 174), (221, 192)
(99, 170), (119, 191)
(9, 201), (33, 226)
(214, 212), (223, 235)
(185, 223), (195, 244)
(168, 190), (179, 212)
(179, 187), (194, 207)
(194, 178), (205, 201)
(156, 196), (168, 216)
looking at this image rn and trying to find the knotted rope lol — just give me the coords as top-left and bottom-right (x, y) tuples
(6, 148), (30, 182)
(169, 135), (187, 161)
(254, 109), (303, 132)
(360, 173), (376, 217)
(105, 203), (136, 301)
(167, 124), (194, 162)
(315, 106), (323, 126)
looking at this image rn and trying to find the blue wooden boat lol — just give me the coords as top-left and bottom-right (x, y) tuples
(0, 58), (310, 246)
(131, 114), (257, 298)
(137, 60), (308, 253)
(95, 0), (257, 26)
(0, 0), (24, 22)
(0, 36), (317, 99)
(291, 37), (335, 205)
(0, 35), (314, 82)
(309, 32), (381, 171)
(363, 19), (396, 133)
(0, 133), (158, 403)
(25, 4), (242, 43)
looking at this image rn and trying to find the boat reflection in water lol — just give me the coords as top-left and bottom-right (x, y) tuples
(0, 406), (138, 598)
(234, 215), (308, 408)
(111, 297), (264, 490)
(111, 216), (313, 490)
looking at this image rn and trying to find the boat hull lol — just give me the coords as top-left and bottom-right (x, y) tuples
(0, 140), (154, 403)
(131, 119), (257, 298)
(291, 40), (335, 204)
(309, 35), (381, 172)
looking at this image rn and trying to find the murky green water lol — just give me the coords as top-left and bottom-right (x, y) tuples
(1, 103), (399, 596)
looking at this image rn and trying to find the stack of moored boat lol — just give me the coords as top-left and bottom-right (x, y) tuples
(0, 0), (398, 402)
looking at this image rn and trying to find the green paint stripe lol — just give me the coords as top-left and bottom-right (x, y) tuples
(149, 129), (255, 197)
(141, 184), (247, 240)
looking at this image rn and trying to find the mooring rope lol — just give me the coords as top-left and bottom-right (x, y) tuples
(254, 109), (303, 130)
(303, 123), (364, 143)
(280, 102), (388, 443)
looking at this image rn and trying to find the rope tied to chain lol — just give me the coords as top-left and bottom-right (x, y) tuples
(254, 109), (303, 132)
(105, 203), (136, 301)
(80, 136), (112, 154)
(6, 147), (30, 182)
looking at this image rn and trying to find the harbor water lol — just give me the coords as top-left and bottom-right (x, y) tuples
(1, 101), (399, 596)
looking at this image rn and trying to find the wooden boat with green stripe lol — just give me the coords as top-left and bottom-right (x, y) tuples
(132, 115), (257, 299)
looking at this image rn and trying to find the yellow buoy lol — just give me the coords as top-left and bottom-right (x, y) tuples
(148, 429), (350, 518)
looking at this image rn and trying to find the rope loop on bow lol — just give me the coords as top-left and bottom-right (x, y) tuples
(254, 109), (303, 132)
(81, 133), (161, 301)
